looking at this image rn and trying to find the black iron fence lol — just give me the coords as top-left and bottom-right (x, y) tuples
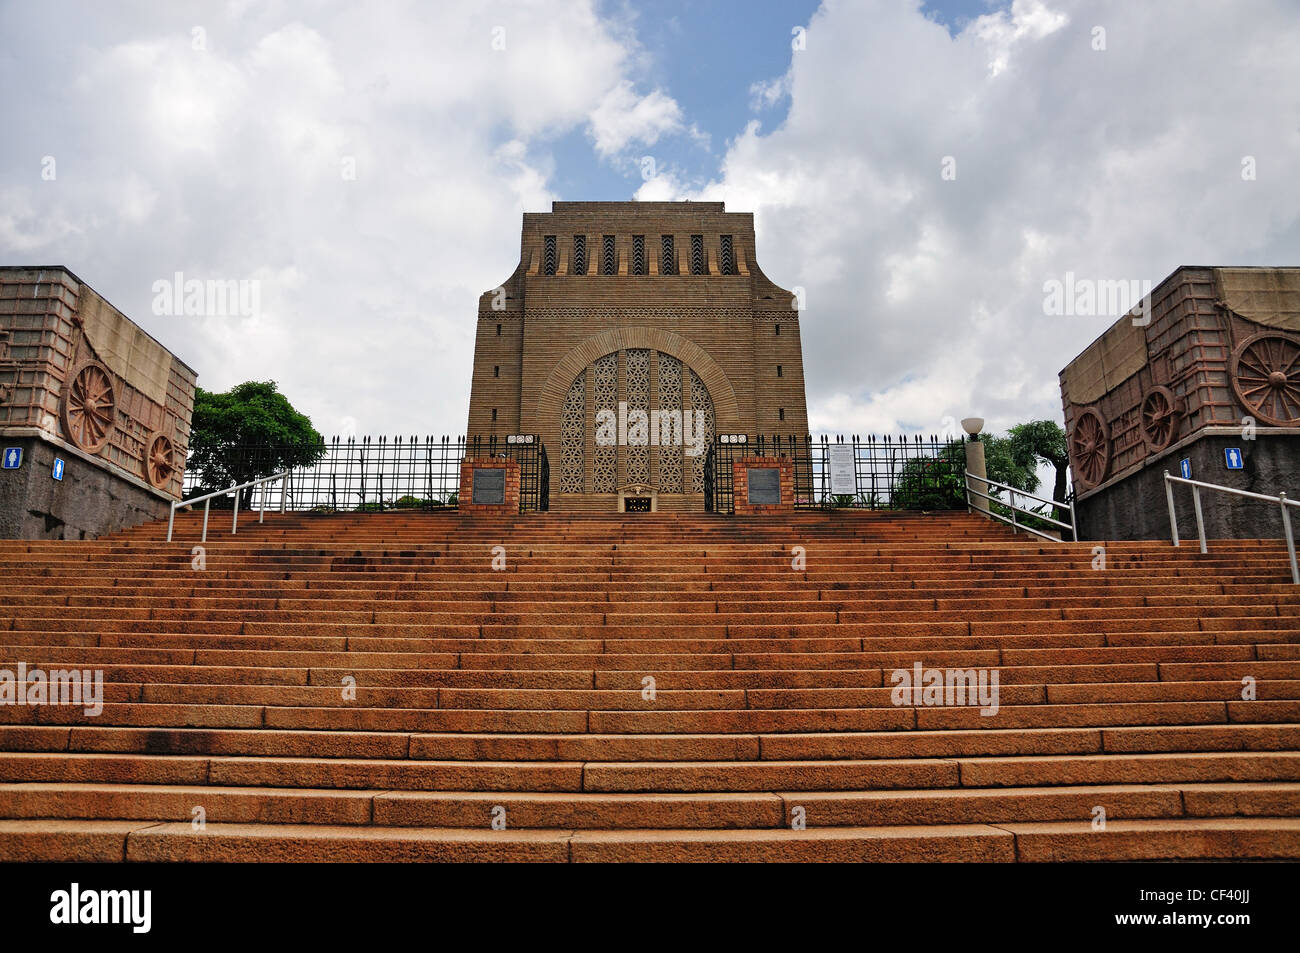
(704, 434), (969, 514)
(182, 435), (549, 514)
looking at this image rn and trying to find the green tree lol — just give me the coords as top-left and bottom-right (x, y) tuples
(893, 435), (1039, 511)
(187, 381), (325, 506)
(981, 434), (1039, 493)
(893, 441), (965, 510)
(1007, 419), (1072, 530)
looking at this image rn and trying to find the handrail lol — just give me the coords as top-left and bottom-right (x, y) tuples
(964, 470), (1076, 542)
(1164, 471), (1298, 583)
(167, 470), (291, 543)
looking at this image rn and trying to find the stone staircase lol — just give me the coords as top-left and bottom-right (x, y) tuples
(0, 509), (1297, 862)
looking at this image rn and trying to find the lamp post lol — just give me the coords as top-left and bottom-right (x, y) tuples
(962, 417), (989, 516)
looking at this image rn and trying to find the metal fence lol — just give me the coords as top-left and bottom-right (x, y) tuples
(704, 434), (969, 514)
(181, 435), (549, 514)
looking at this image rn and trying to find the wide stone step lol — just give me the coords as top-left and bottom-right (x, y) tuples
(4, 781), (1295, 830)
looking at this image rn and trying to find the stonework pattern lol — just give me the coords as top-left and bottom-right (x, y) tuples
(560, 370), (584, 493)
(592, 352), (617, 493)
(625, 348), (650, 485)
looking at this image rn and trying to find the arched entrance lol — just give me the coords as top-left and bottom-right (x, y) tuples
(556, 347), (715, 509)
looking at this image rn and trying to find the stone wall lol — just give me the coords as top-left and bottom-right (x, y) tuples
(0, 433), (169, 539)
(1076, 431), (1300, 542)
(0, 266), (196, 539)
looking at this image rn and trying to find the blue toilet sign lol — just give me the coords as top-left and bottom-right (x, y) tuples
(2, 447), (20, 469)
(1224, 447), (1244, 470)
(1179, 458), (1191, 479)
(52, 457), (65, 481)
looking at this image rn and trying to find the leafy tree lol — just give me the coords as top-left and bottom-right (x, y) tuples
(893, 441), (966, 510)
(889, 423), (1072, 532)
(894, 434), (1040, 511)
(187, 381), (325, 506)
(1007, 420), (1071, 530)
(980, 434), (1039, 493)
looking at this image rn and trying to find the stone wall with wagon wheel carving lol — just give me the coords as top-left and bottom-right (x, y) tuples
(0, 268), (195, 500)
(1060, 266), (1300, 495)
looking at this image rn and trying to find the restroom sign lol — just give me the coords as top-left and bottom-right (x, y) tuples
(1224, 447), (1243, 470)
(1179, 458), (1191, 480)
(2, 447), (20, 469)
(52, 457), (65, 481)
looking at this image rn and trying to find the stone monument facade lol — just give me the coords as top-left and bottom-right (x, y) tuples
(466, 202), (810, 512)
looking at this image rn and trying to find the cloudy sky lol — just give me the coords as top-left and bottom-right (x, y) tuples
(2, 0), (1297, 440)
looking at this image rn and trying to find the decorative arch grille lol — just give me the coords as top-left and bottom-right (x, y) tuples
(592, 353), (618, 492)
(625, 348), (650, 483)
(689, 368), (714, 492)
(560, 371), (585, 493)
(558, 348), (713, 495)
(657, 352), (683, 492)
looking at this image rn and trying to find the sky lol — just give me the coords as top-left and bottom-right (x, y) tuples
(1, 0), (1297, 443)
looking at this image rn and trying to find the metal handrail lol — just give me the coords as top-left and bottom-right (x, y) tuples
(1163, 471), (1299, 583)
(167, 470), (291, 543)
(964, 470), (1077, 542)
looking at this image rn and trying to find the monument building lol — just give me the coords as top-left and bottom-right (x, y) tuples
(465, 202), (810, 512)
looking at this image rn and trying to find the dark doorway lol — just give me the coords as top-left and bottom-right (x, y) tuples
(624, 496), (651, 512)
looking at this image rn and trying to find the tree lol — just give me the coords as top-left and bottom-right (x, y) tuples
(893, 441), (965, 510)
(894, 434), (1040, 511)
(187, 381), (325, 506)
(890, 424), (1070, 532)
(980, 433), (1040, 493)
(1007, 420), (1071, 528)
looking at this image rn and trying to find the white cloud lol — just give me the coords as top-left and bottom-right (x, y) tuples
(2, 0), (1297, 453)
(0, 0), (661, 435)
(749, 74), (792, 111)
(649, 0), (1300, 439)
(971, 0), (1070, 77)
(587, 80), (685, 156)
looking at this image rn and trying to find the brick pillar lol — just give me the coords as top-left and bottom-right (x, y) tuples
(459, 458), (521, 514)
(732, 455), (794, 515)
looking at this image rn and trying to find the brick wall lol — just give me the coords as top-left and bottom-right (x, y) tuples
(732, 455), (794, 515)
(458, 457), (520, 514)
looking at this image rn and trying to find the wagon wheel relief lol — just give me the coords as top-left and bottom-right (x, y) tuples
(1069, 408), (1110, 488)
(1139, 385), (1183, 452)
(1231, 333), (1300, 427)
(145, 431), (177, 489)
(61, 361), (116, 453)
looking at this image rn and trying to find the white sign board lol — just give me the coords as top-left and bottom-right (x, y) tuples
(828, 444), (856, 495)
